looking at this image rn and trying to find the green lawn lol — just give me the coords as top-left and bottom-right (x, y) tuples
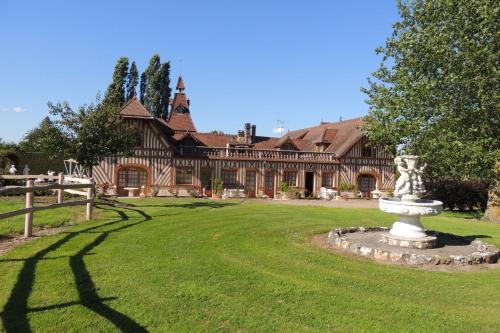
(0, 197), (88, 239)
(0, 198), (499, 332)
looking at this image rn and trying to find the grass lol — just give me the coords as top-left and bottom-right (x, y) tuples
(0, 196), (89, 239)
(0, 198), (499, 332)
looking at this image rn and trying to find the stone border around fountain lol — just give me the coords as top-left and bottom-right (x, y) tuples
(327, 227), (500, 265)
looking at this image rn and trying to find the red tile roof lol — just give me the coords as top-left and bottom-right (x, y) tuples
(166, 81), (196, 132)
(120, 97), (153, 119)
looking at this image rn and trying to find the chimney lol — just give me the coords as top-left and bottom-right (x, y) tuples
(244, 123), (251, 143)
(251, 125), (256, 143)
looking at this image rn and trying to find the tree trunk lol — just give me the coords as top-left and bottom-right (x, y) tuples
(484, 162), (500, 223)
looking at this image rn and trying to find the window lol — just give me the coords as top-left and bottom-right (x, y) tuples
(283, 171), (297, 187)
(362, 145), (374, 157)
(221, 169), (237, 187)
(322, 172), (333, 187)
(177, 106), (185, 114)
(281, 143), (295, 151)
(176, 168), (193, 185)
(118, 168), (147, 187)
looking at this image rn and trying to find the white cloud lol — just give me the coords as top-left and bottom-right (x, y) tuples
(272, 127), (285, 134)
(13, 106), (26, 113)
(1, 106), (27, 113)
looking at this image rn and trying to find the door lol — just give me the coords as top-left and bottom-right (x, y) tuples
(200, 168), (213, 197)
(117, 167), (148, 196)
(245, 170), (256, 198)
(305, 172), (314, 196)
(357, 174), (376, 197)
(264, 171), (274, 198)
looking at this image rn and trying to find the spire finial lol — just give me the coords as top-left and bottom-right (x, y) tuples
(176, 76), (186, 92)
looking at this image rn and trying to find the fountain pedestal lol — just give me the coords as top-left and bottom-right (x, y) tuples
(379, 155), (443, 249)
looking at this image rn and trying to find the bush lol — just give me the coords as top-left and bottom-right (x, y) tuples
(213, 178), (224, 195)
(425, 179), (488, 211)
(188, 188), (200, 198)
(286, 187), (302, 199)
(279, 181), (289, 194)
(339, 182), (355, 192)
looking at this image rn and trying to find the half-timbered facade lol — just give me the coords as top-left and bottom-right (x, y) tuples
(93, 76), (395, 198)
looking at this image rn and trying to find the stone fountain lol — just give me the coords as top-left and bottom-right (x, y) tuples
(379, 155), (443, 249)
(325, 155), (500, 266)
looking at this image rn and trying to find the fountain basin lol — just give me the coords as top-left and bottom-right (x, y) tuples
(379, 197), (443, 216)
(379, 197), (443, 240)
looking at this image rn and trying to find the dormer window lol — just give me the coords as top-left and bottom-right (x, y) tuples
(362, 145), (374, 157)
(281, 143), (295, 151)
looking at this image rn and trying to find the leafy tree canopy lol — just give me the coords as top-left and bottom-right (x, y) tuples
(362, 0), (499, 184)
(18, 116), (69, 158)
(47, 96), (138, 175)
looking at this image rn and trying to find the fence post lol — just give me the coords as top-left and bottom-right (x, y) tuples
(86, 178), (94, 221)
(57, 172), (64, 204)
(24, 180), (34, 238)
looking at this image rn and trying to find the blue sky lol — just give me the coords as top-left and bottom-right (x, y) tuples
(0, 0), (400, 142)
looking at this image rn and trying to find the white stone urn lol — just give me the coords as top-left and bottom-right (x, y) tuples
(379, 155), (443, 240)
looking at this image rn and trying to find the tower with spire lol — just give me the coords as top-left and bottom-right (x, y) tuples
(165, 76), (196, 133)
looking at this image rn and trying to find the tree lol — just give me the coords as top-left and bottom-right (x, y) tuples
(362, 0), (499, 188)
(104, 57), (129, 107)
(126, 61), (139, 100)
(140, 54), (171, 118)
(47, 97), (138, 176)
(158, 62), (171, 118)
(18, 117), (69, 157)
(139, 72), (147, 104)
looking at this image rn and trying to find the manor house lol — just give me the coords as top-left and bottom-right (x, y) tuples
(93, 77), (395, 198)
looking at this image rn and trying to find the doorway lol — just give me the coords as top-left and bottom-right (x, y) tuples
(264, 171), (274, 198)
(200, 168), (213, 197)
(357, 174), (376, 197)
(245, 170), (256, 198)
(305, 172), (314, 196)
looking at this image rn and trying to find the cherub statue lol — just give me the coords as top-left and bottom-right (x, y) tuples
(8, 165), (17, 175)
(413, 161), (426, 194)
(394, 157), (411, 196)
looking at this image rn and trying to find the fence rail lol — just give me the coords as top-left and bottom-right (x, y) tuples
(0, 173), (94, 238)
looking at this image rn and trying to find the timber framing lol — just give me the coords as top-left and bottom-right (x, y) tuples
(93, 77), (395, 198)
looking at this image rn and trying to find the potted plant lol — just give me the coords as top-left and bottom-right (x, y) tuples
(279, 181), (289, 199)
(339, 182), (356, 198)
(212, 178), (224, 199)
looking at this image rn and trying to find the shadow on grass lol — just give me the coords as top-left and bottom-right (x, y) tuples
(97, 196), (243, 210)
(0, 205), (150, 333)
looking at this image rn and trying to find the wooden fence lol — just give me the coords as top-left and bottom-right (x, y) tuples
(0, 173), (94, 238)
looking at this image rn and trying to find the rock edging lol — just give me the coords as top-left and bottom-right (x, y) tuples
(327, 227), (500, 265)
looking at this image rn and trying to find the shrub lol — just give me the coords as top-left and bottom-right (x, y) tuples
(279, 181), (289, 194)
(286, 187), (302, 199)
(213, 178), (224, 195)
(188, 188), (200, 198)
(425, 179), (488, 211)
(339, 182), (355, 192)
(151, 186), (159, 197)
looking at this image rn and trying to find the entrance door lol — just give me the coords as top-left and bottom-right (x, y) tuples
(117, 167), (148, 196)
(245, 170), (256, 198)
(200, 168), (213, 197)
(264, 171), (274, 198)
(357, 174), (376, 197)
(305, 172), (314, 196)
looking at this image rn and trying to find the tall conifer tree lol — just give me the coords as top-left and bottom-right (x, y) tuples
(104, 57), (129, 107)
(126, 61), (139, 100)
(140, 54), (171, 118)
